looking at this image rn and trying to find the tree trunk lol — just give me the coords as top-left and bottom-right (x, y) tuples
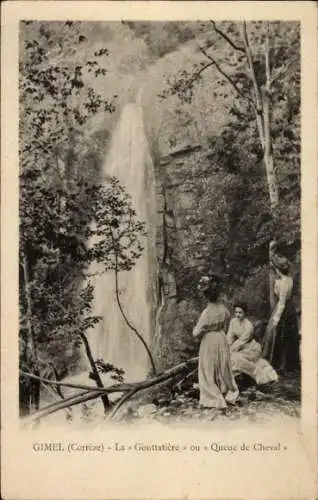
(205, 22), (282, 320)
(21, 251), (37, 361)
(264, 146), (279, 211)
(269, 243), (276, 310)
(264, 24), (279, 316)
(241, 22), (265, 150)
(242, 22), (279, 309)
(263, 25), (279, 211)
(79, 332), (110, 411)
(241, 22), (279, 212)
(19, 373), (31, 417)
(20, 249), (40, 414)
(23, 357), (199, 424)
(56, 155), (67, 214)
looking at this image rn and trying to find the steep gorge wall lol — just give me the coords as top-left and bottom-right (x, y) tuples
(153, 138), (300, 371)
(154, 141), (222, 369)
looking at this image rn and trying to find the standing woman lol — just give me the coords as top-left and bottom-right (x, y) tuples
(263, 254), (300, 372)
(193, 275), (239, 409)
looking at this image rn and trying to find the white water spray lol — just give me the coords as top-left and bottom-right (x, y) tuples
(86, 99), (158, 383)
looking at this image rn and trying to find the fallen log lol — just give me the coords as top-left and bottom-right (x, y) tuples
(22, 357), (199, 424)
(173, 367), (198, 393)
(40, 382), (73, 420)
(106, 366), (192, 422)
(22, 390), (100, 425)
(19, 371), (116, 393)
(106, 388), (139, 422)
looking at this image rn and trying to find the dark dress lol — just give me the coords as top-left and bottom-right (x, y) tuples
(263, 276), (300, 372)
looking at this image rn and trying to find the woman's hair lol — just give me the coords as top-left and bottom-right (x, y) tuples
(273, 262), (290, 276)
(203, 281), (221, 302)
(271, 254), (290, 276)
(233, 301), (248, 314)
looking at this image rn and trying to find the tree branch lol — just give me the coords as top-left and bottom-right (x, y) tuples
(210, 20), (245, 53)
(107, 362), (197, 422)
(40, 381), (73, 419)
(22, 357), (199, 424)
(22, 389), (100, 425)
(195, 62), (215, 79)
(79, 331), (110, 409)
(173, 367), (198, 392)
(111, 231), (157, 376)
(195, 41), (257, 112)
(106, 388), (139, 421)
(20, 370), (110, 392)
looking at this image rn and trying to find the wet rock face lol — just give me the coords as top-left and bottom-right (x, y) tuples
(154, 142), (222, 369)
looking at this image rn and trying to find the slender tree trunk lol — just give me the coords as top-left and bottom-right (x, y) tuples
(269, 242), (276, 310)
(264, 25), (279, 316)
(204, 22), (283, 323)
(242, 22), (280, 309)
(241, 22), (265, 150)
(241, 22), (279, 212)
(79, 332), (110, 410)
(21, 250), (37, 361)
(56, 155), (67, 214)
(263, 24), (279, 211)
(20, 249), (40, 414)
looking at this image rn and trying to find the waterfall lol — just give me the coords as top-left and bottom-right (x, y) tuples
(86, 101), (158, 383)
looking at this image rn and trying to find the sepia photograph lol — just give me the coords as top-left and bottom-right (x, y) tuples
(19, 18), (302, 429)
(2, 2), (317, 499)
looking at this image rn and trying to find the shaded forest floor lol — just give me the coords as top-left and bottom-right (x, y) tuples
(121, 371), (301, 426)
(36, 371), (300, 429)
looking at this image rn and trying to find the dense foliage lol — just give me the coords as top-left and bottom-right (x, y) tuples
(19, 20), (301, 414)
(159, 21), (300, 312)
(19, 21), (147, 412)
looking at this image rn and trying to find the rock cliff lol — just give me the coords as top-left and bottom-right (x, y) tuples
(154, 140), (225, 369)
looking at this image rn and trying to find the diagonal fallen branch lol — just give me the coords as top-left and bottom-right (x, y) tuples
(20, 370), (116, 393)
(22, 357), (199, 424)
(173, 367), (198, 393)
(106, 364), (195, 422)
(106, 388), (139, 422)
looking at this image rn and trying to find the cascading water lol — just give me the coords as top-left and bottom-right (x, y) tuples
(85, 100), (158, 383)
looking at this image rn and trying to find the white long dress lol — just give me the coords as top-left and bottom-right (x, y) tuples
(193, 302), (239, 409)
(227, 318), (278, 385)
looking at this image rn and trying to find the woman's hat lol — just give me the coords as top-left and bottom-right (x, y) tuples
(197, 272), (222, 292)
(197, 275), (211, 292)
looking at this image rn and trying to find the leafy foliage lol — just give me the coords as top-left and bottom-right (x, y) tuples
(95, 360), (125, 383)
(159, 21), (300, 276)
(154, 21), (300, 368)
(19, 20), (301, 406)
(19, 22), (147, 405)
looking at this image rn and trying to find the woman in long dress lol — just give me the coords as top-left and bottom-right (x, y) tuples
(193, 276), (239, 409)
(263, 256), (300, 372)
(227, 302), (278, 385)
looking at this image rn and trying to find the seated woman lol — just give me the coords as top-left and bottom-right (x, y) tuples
(227, 302), (278, 385)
